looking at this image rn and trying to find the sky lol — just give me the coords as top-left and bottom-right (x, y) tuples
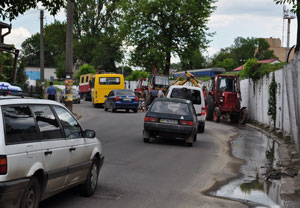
(2, 0), (297, 63)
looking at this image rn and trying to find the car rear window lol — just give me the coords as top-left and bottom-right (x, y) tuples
(2, 105), (40, 144)
(150, 101), (190, 116)
(170, 88), (201, 105)
(115, 90), (135, 96)
(99, 77), (120, 85)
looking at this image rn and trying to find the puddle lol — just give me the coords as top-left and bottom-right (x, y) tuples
(210, 129), (283, 208)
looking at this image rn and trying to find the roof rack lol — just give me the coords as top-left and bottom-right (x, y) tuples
(0, 90), (42, 99)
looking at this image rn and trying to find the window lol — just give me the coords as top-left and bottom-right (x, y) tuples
(81, 76), (84, 83)
(150, 101), (190, 116)
(2, 105), (40, 144)
(115, 90), (135, 96)
(99, 77), (120, 85)
(53, 106), (82, 139)
(31, 105), (63, 140)
(86, 76), (89, 83)
(170, 88), (201, 105)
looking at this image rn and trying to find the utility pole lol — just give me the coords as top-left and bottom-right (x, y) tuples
(40, 10), (45, 83)
(283, 8), (295, 61)
(65, 0), (74, 111)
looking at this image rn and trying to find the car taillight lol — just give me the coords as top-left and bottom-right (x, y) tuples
(135, 96), (139, 101)
(115, 96), (120, 101)
(144, 116), (158, 122)
(180, 120), (194, 126)
(201, 107), (206, 116)
(0, 156), (7, 175)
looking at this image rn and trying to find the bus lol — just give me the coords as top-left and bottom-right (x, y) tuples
(91, 73), (125, 107)
(79, 73), (95, 101)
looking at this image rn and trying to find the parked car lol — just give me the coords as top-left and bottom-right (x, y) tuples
(60, 88), (81, 104)
(0, 93), (104, 208)
(104, 89), (139, 113)
(167, 85), (206, 132)
(143, 98), (198, 146)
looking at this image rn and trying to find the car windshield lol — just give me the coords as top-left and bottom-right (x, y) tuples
(170, 88), (201, 104)
(115, 90), (135, 96)
(150, 101), (190, 116)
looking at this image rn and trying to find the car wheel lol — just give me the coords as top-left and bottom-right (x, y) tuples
(193, 133), (197, 142)
(133, 108), (138, 113)
(111, 104), (116, 112)
(80, 158), (99, 197)
(198, 122), (205, 133)
(20, 177), (41, 208)
(143, 137), (150, 143)
(185, 141), (193, 147)
(104, 103), (108, 111)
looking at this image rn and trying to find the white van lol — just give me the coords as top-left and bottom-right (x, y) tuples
(167, 85), (206, 132)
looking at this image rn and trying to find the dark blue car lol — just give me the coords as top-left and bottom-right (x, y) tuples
(104, 89), (139, 113)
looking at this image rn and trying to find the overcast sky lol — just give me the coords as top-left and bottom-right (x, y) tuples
(3, 0), (297, 63)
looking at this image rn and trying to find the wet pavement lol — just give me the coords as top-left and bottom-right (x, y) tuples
(210, 127), (283, 208)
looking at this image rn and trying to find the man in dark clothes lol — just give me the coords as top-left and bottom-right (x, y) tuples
(46, 82), (57, 101)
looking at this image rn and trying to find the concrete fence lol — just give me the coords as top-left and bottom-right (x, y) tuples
(240, 53), (300, 152)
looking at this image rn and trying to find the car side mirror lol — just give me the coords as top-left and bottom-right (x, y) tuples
(104, 95), (108, 98)
(84, 129), (96, 138)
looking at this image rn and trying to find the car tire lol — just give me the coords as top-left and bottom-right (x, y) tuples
(133, 108), (138, 113)
(143, 137), (150, 143)
(20, 177), (41, 208)
(111, 104), (116, 112)
(104, 103), (108, 111)
(185, 141), (193, 147)
(80, 158), (99, 197)
(193, 134), (197, 142)
(198, 122), (205, 133)
(206, 95), (214, 121)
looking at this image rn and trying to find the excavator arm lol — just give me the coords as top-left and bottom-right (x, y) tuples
(170, 71), (202, 87)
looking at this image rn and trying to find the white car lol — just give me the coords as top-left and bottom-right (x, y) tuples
(167, 85), (206, 132)
(0, 94), (104, 208)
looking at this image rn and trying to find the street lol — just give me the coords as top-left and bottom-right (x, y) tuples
(40, 101), (247, 208)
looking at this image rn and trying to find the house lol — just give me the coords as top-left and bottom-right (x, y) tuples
(232, 59), (281, 72)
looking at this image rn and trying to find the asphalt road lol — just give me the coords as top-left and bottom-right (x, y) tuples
(40, 101), (247, 208)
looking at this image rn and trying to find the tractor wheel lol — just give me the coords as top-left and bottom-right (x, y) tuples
(206, 95), (214, 121)
(239, 109), (248, 125)
(213, 107), (221, 123)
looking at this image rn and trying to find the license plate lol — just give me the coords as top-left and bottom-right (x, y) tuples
(160, 119), (178, 124)
(123, 98), (131, 101)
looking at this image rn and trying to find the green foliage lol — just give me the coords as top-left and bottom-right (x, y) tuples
(180, 47), (208, 70)
(0, 0), (66, 20)
(74, 64), (96, 80)
(215, 58), (239, 72)
(126, 70), (149, 81)
(120, 0), (216, 74)
(0, 52), (27, 84)
(210, 37), (278, 69)
(268, 72), (277, 128)
(239, 59), (285, 81)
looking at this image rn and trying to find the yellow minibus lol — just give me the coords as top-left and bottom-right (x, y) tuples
(91, 73), (125, 107)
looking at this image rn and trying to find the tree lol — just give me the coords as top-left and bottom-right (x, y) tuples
(180, 47), (208, 70)
(215, 58), (239, 72)
(126, 70), (149, 81)
(21, 21), (66, 68)
(73, 0), (123, 72)
(74, 64), (96, 80)
(275, 0), (299, 52)
(120, 0), (216, 75)
(0, 0), (66, 20)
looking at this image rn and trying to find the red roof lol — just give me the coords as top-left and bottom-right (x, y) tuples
(232, 59), (279, 71)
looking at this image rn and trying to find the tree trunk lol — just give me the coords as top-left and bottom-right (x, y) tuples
(296, 1), (300, 53)
(164, 51), (171, 75)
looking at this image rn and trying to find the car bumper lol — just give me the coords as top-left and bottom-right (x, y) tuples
(0, 178), (30, 208)
(144, 122), (195, 138)
(115, 103), (138, 109)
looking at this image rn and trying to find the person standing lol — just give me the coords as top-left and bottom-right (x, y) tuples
(158, 87), (164, 98)
(46, 82), (57, 101)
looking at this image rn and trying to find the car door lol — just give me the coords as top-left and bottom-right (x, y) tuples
(30, 104), (68, 194)
(52, 106), (90, 185)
